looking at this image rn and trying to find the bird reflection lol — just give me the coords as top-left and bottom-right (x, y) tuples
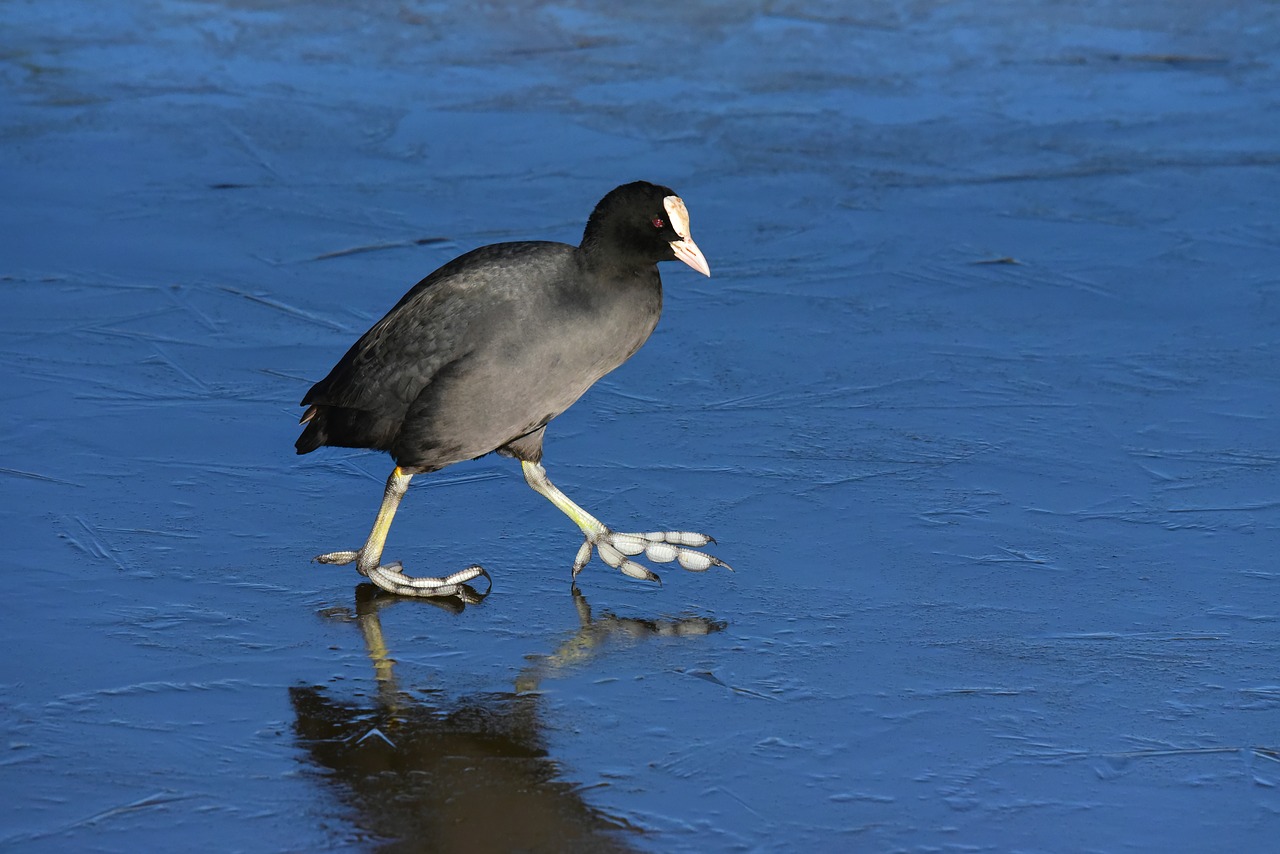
(290, 584), (725, 853)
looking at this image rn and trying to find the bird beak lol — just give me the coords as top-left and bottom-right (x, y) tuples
(670, 236), (711, 277)
(662, 195), (711, 277)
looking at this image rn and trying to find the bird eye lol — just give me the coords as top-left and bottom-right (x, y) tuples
(652, 217), (665, 229)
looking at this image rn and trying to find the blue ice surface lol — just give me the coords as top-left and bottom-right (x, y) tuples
(2, 1), (1279, 851)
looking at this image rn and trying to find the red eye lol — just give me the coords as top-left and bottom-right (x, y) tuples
(652, 217), (665, 229)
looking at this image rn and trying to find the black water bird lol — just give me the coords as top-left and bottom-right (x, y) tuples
(296, 181), (730, 596)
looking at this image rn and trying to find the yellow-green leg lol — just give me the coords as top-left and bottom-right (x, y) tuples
(520, 460), (730, 584)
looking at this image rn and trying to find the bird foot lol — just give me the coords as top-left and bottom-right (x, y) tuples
(573, 530), (731, 584)
(315, 550), (491, 599)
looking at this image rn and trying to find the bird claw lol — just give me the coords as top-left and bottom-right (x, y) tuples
(314, 549), (491, 599)
(367, 562), (492, 599)
(573, 529), (730, 584)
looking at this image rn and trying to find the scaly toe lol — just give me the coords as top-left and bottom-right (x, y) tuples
(366, 562), (491, 599)
(676, 549), (732, 573)
(571, 540), (594, 578)
(315, 550), (359, 565)
(621, 560), (660, 583)
(606, 532), (729, 573)
(584, 529), (728, 582)
(648, 531), (716, 548)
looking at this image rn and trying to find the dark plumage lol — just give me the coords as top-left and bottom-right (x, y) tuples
(297, 181), (729, 597)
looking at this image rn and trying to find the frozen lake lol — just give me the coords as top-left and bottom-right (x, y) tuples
(3, 1), (1279, 850)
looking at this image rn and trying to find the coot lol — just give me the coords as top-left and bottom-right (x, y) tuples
(296, 181), (729, 597)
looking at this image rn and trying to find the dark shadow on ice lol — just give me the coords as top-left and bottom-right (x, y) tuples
(290, 585), (725, 852)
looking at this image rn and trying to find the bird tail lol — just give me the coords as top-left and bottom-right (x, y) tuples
(295, 405), (328, 455)
(296, 403), (397, 454)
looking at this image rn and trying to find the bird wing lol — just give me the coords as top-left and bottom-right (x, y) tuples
(300, 242), (573, 420)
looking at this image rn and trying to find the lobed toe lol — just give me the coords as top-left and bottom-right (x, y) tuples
(315, 550), (359, 565)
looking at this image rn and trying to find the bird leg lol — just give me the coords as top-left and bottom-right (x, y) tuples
(521, 461), (731, 584)
(315, 466), (490, 598)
